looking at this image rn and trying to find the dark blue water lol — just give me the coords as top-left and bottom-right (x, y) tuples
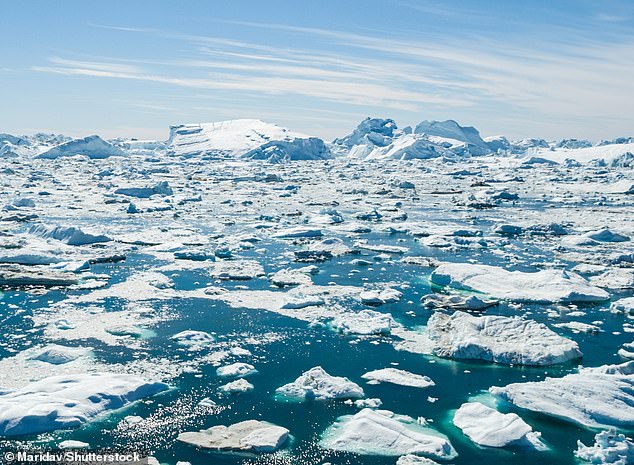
(0, 230), (631, 465)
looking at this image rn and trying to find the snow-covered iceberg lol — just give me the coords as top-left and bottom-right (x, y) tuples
(490, 361), (634, 428)
(431, 263), (609, 303)
(361, 368), (434, 389)
(453, 402), (539, 448)
(36, 135), (125, 159)
(423, 311), (582, 366)
(576, 429), (634, 464)
(0, 373), (168, 437)
(167, 119), (331, 161)
(320, 408), (456, 459)
(178, 420), (289, 453)
(275, 366), (364, 401)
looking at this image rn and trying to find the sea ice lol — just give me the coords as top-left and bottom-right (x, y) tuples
(361, 368), (435, 388)
(177, 420), (289, 453)
(276, 366), (364, 401)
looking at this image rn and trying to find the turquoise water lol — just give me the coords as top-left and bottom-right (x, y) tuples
(0, 230), (632, 465)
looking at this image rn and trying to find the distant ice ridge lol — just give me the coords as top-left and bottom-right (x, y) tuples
(0, 373), (168, 437)
(167, 119), (331, 162)
(36, 135), (125, 159)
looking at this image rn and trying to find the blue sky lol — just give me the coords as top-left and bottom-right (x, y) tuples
(1, 0), (633, 141)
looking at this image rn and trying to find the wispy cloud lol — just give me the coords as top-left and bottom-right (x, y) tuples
(31, 17), (634, 138)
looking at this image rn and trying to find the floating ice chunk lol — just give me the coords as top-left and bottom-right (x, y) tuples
(29, 344), (90, 365)
(36, 135), (125, 159)
(219, 379), (254, 394)
(216, 363), (257, 379)
(590, 269), (634, 290)
(431, 263), (609, 303)
(58, 440), (90, 449)
(0, 373), (168, 437)
(272, 226), (323, 239)
(552, 321), (600, 334)
(355, 241), (409, 254)
(490, 361), (634, 428)
(320, 408), (456, 459)
(114, 181), (173, 198)
(171, 330), (215, 349)
(0, 266), (80, 287)
(270, 268), (313, 287)
(331, 309), (395, 336)
(396, 455), (441, 465)
(281, 294), (325, 309)
(361, 368), (434, 389)
(210, 260), (265, 280)
(585, 229), (630, 243)
(360, 288), (403, 305)
(30, 224), (111, 246)
(354, 398), (383, 409)
(420, 293), (498, 311)
(611, 298), (634, 316)
(576, 429), (634, 464)
(177, 419), (289, 453)
(425, 311), (581, 366)
(453, 402), (536, 447)
(276, 367), (364, 401)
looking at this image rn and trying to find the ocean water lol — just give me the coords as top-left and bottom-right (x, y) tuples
(1, 226), (631, 465)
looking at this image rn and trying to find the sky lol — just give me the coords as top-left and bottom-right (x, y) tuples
(1, 0), (633, 142)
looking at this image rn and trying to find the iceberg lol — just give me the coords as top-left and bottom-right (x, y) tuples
(576, 429), (634, 464)
(36, 135), (125, 159)
(320, 408), (456, 459)
(424, 311), (582, 366)
(490, 361), (634, 428)
(452, 402), (537, 447)
(431, 263), (609, 303)
(167, 119), (330, 161)
(361, 368), (434, 389)
(178, 420), (289, 453)
(275, 366), (364, 401)
(29, 224), (111, 246)
(0, 373), (168, 437)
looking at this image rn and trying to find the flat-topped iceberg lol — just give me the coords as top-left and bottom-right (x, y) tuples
(177, 420), (289, 453)
(490, 361), (634, 428)
(276, 366), (364, 401)
(320, 408), (456, 459)
(361, 368), (434, 389)
(0, 373), (168, 437)
(431, 263), (609, 303)
(167, 119), (330, 161)
(453, 402), (539, 448)
(424, 311), (581, 366)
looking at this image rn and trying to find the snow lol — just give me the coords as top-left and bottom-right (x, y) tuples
(424, 311), (582, 366)
(276, 366), (364, 401)
(320, 408), (456, 459)
(361, 368), (435, 389)
(177, 420), (289, 453)
(431, 263), (609, 303)
(452, 402), (536, 447)
(576, 429), (634, 464)
(167, 119), (331, 161)
(0, 373), (168, 437)
(490, 361), (634, 428)
(36, 135), (125, 159)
